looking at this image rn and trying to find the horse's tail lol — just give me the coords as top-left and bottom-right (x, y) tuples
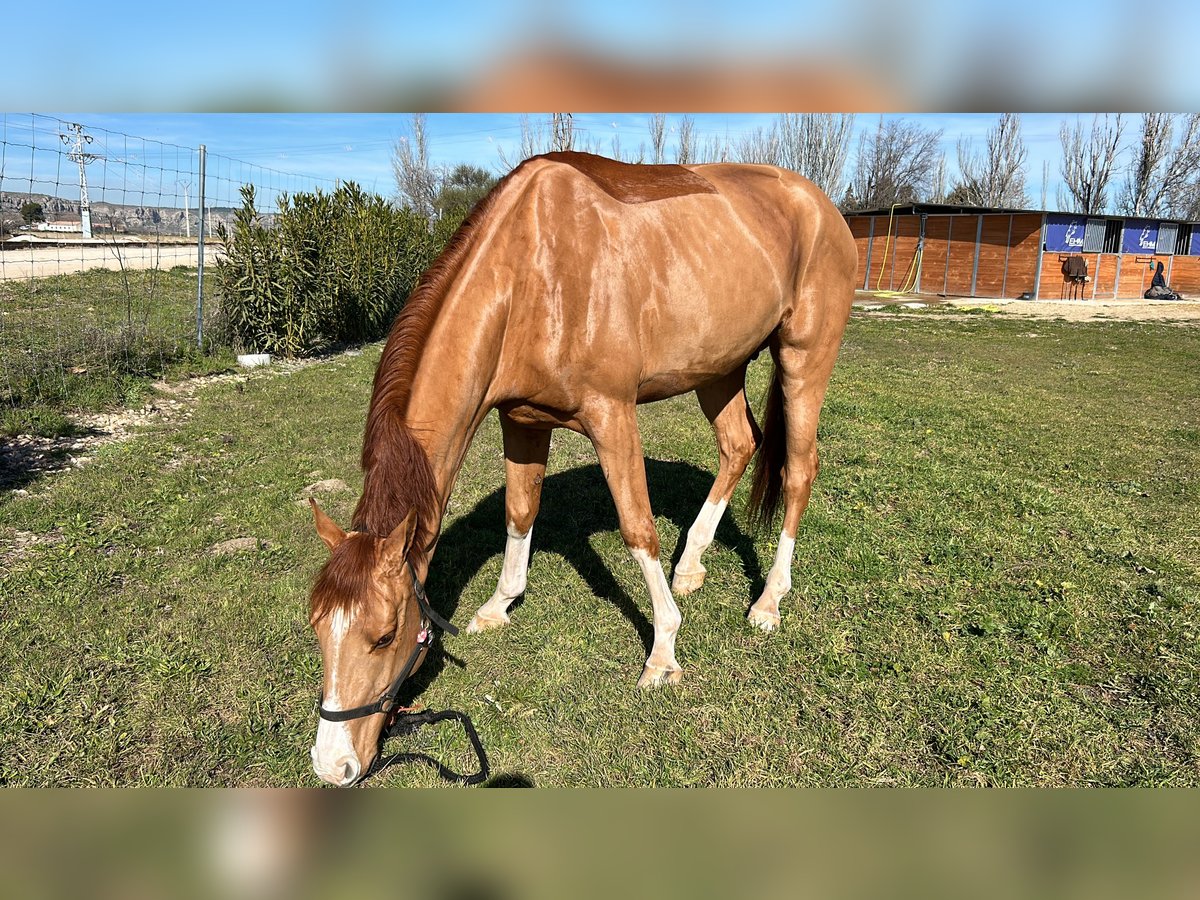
(747, 361), (786, 530)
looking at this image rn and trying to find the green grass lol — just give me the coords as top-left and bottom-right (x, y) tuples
(1, 314), (1198, 785)
(0, 267), (233, 436)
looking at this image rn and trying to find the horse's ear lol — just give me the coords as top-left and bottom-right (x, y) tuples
(379, 509), (418, 577)
(310, 498), (346, 552)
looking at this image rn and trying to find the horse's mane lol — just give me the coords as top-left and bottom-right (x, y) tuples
(349, 160), (530, 551)
(348, 152), (677, 554)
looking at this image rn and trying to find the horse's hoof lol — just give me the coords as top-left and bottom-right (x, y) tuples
(746, 608), (781, 632)
(637, 663), (683, 689)
(465, 612), (508, 634)
(671, 567), (706, 596)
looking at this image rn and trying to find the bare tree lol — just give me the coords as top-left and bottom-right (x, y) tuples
(780, 114), (856, 199)
(955, 113), (1029, 208)
(391, 113), (438, 221)
(648, 113), (668, 164)
(1058, 114), (1125, 215)
(850, 116), (944, 210)
(733, 114), (855, 198)
(497, 115), (548, 171)
(929, 152), (948, 203)
(1177, 182), (1200, 221)
(736, 124), (779, 166)
(1117, 113), (1200, 218)
(551, 113), (574, 152)
(676, 115), (696, 165)
(693, 133), (729, 164)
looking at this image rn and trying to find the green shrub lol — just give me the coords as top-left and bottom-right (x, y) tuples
(213, 183), (449, 357)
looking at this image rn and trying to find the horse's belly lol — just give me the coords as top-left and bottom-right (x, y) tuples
(634, 293), (778, 401)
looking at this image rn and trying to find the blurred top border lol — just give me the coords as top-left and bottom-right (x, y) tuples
(5, 0), (1194, 114)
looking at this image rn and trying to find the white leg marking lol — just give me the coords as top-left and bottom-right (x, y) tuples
(673, 498), (727, 594)
(311, 608), (362, 786)
(631, 548), (683, 687)
(467, 524), (533, 633)
(748, 530), (794, 631)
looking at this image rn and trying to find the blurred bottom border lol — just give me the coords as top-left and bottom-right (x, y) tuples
(1, 789), (1197, 900)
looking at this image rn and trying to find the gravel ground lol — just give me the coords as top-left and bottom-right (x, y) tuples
(855, 292), (1200, 324)
(0, 353), (352, 493)
(944, 296), (1200, 323)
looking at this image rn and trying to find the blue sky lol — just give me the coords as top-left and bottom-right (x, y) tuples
(8, 113), (1078, 212)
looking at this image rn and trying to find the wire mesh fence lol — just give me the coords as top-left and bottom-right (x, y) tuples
(0, 113), (337, 434)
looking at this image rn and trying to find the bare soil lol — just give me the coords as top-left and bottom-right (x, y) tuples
(856, 292), (1200, 324)
(0, 352), (356, 493)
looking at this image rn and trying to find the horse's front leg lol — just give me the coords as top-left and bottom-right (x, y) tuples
(466, 416), (551, 633)
(587, 401), (682, 688)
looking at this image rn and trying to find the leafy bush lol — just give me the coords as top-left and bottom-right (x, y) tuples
(213, 183), (451, 357)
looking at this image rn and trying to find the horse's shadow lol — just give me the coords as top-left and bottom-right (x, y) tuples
(382, 458), (765, 785)
(399, 457), (765, 706)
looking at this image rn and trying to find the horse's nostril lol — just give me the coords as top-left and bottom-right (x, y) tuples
(341, 759), (361, 786)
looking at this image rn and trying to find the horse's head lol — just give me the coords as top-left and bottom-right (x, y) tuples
(306, 499), (429, 786)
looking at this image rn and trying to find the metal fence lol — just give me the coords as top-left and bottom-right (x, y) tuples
(0, 114), (338, 424)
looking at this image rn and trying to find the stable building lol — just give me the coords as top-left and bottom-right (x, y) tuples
(843, 205), (1200, 300)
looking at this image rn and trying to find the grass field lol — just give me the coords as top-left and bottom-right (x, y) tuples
(0, 267), (230, 437)
(1, 311), (1197, 786)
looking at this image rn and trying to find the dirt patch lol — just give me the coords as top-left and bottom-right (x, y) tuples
(951, 297), (1200, 323)
(0, 350), (361, 491)
(854, 292), (1200, 324)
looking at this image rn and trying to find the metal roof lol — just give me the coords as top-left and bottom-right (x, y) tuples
(843, 203), (1200, 225)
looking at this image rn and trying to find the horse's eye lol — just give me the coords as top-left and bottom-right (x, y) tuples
(373, 632), (396, 650)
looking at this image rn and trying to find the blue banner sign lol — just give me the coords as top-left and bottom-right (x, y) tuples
(1045, 214), (1086, 252)
(1192, 227), (1200, 256)
(1123, 219), (1158, 253)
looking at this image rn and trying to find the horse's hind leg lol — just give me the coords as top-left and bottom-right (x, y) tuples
(747, 338), (840, 632)
(466, 416), (551, 634)
(586, 400), (682, 688)
(672, 367), (761, 596)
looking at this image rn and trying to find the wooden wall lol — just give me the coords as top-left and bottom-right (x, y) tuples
(1168, 255), (1200, 294)
(854, 214), (922, 291)
(943, 215), (979, 295)
(847, 217), (872, 289)
(846, 211), (1197, 300)
(1007, 216), (1042, 297)
(848, 212), (1043, 298)
(1042, 252), (1199, 299)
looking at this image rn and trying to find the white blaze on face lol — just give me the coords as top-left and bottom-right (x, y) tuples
(311, 606), (362, 786)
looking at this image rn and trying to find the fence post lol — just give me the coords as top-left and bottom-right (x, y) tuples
(196, 143), (207, 349)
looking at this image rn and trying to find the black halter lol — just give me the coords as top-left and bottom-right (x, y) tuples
(313, 563), (488, 785)
(317, 567), (459, 724)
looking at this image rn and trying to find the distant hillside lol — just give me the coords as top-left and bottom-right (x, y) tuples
(0, 191), (242, 236)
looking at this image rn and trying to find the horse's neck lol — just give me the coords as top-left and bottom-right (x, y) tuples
(403, 282), (506, 530)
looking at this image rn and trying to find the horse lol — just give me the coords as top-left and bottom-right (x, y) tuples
(306, 151), (856, 786)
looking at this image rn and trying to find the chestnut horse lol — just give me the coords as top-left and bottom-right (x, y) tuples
(307, 151), (856, 786)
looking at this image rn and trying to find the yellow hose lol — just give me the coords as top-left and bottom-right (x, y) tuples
(869, 203), (923, 298)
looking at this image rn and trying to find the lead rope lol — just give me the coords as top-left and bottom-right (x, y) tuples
(374, 708), (490, 785)
(369, 566), (488, 785)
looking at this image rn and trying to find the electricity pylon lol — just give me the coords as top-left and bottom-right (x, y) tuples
(60, 123), (101, 239)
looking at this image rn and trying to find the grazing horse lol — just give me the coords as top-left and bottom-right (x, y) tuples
(307, 151), (856, 786)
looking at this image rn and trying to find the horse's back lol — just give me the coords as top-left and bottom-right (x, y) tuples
(493, 155), (854, 407)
